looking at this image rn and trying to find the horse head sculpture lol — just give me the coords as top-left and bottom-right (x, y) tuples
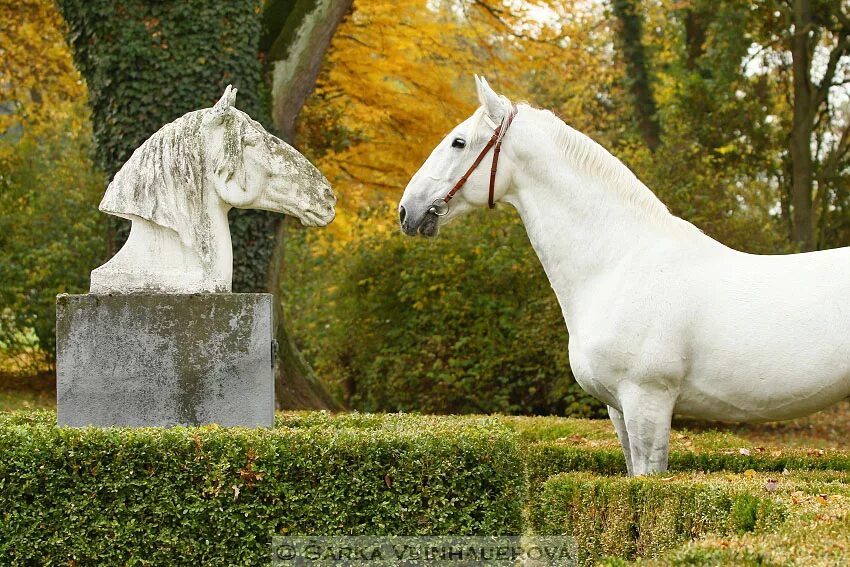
(90, 85), (336, 294)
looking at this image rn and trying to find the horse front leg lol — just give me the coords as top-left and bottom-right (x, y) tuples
(619, 384), (677, 476)
(608, 405), (633, 476)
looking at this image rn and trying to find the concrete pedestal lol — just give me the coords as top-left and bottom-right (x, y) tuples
(56, 293), (275, 427)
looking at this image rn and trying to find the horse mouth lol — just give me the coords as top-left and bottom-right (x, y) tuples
(417, 212), (439, 237)
(298, 206), (336, 227)
(400, 211), (439, 237)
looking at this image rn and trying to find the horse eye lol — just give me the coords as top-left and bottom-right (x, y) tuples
(451, 138), (466, 149)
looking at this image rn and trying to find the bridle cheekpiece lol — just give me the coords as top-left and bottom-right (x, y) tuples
(428, 103), (519, 216)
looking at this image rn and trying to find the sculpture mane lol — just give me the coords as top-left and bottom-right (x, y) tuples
(101, 110), (215, 266)
(90, 85), (335, 294)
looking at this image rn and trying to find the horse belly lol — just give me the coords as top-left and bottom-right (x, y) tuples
(675, 271), (850, 422)
(676, 360), (850, 422)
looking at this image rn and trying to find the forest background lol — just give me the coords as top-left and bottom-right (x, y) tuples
(2, 0), (849, 417)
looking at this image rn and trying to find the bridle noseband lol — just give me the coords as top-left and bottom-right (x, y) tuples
(428, 104), (519, 216)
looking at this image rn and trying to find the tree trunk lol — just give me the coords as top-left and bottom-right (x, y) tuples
(58, 0), (346, 411)
(267, 0), (353, 141)
(612, 0), (661, 152)
(683, 7), (707, 71)
(264, 219), (338, 410)
(789, 0), (816, 251)
(261, 0), (351, 409)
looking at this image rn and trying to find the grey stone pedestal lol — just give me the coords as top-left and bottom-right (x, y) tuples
(56, 293), (275, 427)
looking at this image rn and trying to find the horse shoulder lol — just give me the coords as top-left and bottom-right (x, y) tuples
(567, 255), (694, 402)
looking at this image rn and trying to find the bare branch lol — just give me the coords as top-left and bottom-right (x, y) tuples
(818, 119), (850, 182)
(338, 164), (400, 191)
(814, 34), (850, 106)
(469, 0), (571, 47)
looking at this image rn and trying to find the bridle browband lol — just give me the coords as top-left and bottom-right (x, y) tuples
(428, 103), (519, 216)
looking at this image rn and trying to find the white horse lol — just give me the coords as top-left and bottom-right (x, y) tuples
(399, 76), (850, 476)
(91, 85), (336, 294)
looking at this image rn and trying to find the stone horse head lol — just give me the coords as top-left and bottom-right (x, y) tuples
(90, 85), (336, 294)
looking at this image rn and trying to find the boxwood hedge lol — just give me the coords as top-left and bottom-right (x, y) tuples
(534, 470), (850, 566)
(0, 411), (523, 565)
(2, 410), (849, 565)
(534, 472), (789, 565)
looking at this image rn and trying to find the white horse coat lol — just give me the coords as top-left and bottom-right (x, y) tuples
(399, 76), (850, 475)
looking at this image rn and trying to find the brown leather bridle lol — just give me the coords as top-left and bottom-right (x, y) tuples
(428, 104), (519, 216)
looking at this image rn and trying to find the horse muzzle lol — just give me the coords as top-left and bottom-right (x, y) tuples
(399, 206), (439, 237)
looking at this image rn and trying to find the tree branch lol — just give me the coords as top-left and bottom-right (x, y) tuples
(814, 33), (850, 107)
(469, 0), (572, 46)
(338, 164), (400, 190)
(817, 119), (850, 182)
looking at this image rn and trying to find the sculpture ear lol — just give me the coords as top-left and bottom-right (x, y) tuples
(216, 84), (237, 109)
(213, 175), (260, 209)
(204, 85), (238, 127)
(475, 75), (506, 125)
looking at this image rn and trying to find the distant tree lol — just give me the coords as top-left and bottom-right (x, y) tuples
(611, 0), (661, 152)
(0, 0), (106, 365)
(784, 0), (850, 250)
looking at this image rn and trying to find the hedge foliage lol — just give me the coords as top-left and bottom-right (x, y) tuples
(0, 411), (523, 565)
(282, 209), (607, 416)
(534, 470), (850, 567)
(534, 472), (788, 565)
(520, 423), (850, 512)
(56, 0), (279, 292)
(2, 410), (849, 564)
(644, 474), (850, 566)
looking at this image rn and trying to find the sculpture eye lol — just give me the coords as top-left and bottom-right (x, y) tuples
(451, 138), (466, 149)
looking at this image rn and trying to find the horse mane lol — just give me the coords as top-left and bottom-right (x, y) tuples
(99, 107), (249, 269)
(525, 104), (700, 237)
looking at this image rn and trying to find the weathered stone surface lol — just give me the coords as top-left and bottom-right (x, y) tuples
(56, 293), (275, 427)
(89, 85), (336, 295)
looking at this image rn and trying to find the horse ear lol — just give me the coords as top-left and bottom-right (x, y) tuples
(474, 75), (506, 123)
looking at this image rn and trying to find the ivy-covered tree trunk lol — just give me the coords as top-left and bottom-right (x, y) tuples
(611, 0), (661, 152)
(57, 0), (339, 409)
(261, 0), (351, 410)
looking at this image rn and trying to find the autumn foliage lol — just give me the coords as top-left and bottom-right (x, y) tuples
(3, 0), (850, 414)
(0, 0), (105, 367)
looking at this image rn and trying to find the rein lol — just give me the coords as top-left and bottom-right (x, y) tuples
(428, 104), (518, 216)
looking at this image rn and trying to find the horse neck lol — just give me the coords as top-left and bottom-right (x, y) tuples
(122, 194), (233, 289)
(503, 123), (703, 320)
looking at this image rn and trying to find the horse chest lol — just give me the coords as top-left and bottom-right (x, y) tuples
(566, 299), (689, 411)
(568, 338), (631, 409)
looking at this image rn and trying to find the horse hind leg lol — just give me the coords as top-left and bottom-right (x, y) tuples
(608, 405), (633, 476)
(619, 384), (677, 476)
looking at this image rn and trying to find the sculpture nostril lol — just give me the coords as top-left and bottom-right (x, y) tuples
(399, 206), (407, 225)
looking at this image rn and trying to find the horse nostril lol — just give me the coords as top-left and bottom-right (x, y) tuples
(399, 206), (407, 224)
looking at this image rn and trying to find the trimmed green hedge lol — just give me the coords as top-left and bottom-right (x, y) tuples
(2, 410), (849, 564)
(623, 471), (850, 566)
(520, 422), (850, 510)
(0, 411), (523, 565)
(534, 472), (788, 565)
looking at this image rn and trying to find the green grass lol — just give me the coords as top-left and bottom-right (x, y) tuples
(0, 388), (54, 411)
